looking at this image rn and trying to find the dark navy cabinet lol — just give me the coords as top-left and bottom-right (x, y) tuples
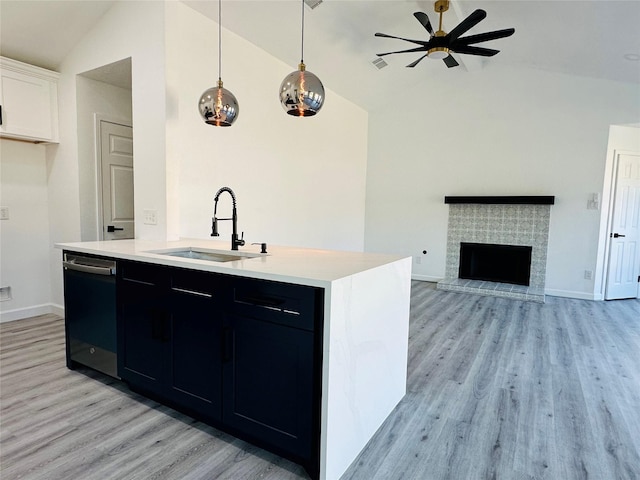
(224, 277), (323, 467)
(117, 261), (170, 396)
(116, 260), (324, 479)
(167, 269), (224, 422)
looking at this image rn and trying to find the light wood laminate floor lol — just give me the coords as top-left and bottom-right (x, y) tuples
(1, 283), (639, 479)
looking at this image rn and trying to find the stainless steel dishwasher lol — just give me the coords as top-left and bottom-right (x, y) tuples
(63, 252), (118, 378)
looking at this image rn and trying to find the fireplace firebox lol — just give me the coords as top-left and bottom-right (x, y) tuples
(459, 243), (532, 286)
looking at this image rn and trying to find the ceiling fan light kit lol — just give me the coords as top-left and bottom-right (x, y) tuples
(428, 47), (449, 60)
(375, 0), (515, 69)
(279, 0), (325, 117)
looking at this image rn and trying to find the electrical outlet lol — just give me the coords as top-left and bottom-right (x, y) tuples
(415, 256), (422, 264)
(143, 209), (157, 225)
(0, 286), (12, 301)
(0, 206), (9, 220)
(584, 270), (593, 280)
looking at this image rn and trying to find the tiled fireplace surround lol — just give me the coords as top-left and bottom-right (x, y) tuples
(437, 201), (551, 303)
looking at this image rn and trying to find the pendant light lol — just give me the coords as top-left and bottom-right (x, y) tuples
(198, 0), (239, 127)
(279, 0), (325, 117)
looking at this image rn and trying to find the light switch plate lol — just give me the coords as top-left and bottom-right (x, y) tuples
(0, 206), (9, 220)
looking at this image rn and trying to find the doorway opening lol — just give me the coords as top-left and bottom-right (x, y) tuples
(596, 124), (640, 300)
(76, 57), (133, 241)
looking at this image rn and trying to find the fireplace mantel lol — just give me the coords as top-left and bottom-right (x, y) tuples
(444, 196), (555, 205)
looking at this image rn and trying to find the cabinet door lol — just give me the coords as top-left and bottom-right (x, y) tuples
(168, 270), (223, 422)
(117, 262), (169, 395)
(0, 63), (58, 142)
(222, 313), (317, 461)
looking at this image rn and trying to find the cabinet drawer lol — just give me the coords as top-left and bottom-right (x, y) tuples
(119, 260), (168, 287)
(232, 278), (320, 331)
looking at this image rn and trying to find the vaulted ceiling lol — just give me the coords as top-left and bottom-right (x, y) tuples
(1, 0), (639, 111)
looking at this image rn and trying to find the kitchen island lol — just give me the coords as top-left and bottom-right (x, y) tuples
(56, 238), (411, 480)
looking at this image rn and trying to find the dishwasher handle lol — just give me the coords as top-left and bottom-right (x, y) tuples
(63, 256), (116, 276)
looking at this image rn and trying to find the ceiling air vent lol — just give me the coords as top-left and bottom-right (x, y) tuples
(304, 0), (323, 9)
(372, 57), (388, 69)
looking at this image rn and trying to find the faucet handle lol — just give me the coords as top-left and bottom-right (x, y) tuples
(237, 231), (245, 247)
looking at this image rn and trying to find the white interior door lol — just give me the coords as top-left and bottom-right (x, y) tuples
(100, 120), (134, 240)
(605, 152), (640, 300)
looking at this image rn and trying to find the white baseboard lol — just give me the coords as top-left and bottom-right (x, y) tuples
(51, 304), (65, 317)
(411, 274), (442, 283)
(544, 289), (599, 300)
(0, 303), (63, 323)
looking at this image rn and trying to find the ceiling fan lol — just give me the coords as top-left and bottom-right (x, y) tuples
(375, 0), (515, 68)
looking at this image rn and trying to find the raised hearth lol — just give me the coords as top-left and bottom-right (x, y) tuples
(437, 278), (545, 303)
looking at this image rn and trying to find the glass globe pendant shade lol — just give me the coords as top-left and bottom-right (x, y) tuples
(198, 79), (239, 127)
(279, 63), (325, 117)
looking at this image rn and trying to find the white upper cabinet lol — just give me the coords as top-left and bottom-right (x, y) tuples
(0, 57), (59, 143)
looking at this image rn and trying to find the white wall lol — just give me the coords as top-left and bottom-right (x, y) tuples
(364, 64), (640, 299)
(167, 2), (368, 251)
(0, 140), (52, 321)
(76, 76), (132, 241)
(48, 0), (167, 308)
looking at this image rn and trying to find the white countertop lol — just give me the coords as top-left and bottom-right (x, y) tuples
(56, 238), (408, 288)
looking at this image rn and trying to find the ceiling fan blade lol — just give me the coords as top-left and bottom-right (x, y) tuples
(406, 54), (429, 68)
(443, 55), (459, 68)
(455, 28), (515, 46)
(375, 32), (428, 46)
(377, 45), (429, 57)
(413, 12), (434, 36)
(451, 45), (500, 57)
(447, 9), (487, 42)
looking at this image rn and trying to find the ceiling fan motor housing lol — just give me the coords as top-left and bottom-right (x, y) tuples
(428, 30), (449, 59)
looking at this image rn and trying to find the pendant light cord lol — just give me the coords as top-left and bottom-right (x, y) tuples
(218, 0), (222, 81)
(300, 0), (305, 63)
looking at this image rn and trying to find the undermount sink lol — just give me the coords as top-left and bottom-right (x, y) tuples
(148, 247), (262, 263)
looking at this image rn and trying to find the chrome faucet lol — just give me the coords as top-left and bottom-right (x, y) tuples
(211, 187), (245, 250)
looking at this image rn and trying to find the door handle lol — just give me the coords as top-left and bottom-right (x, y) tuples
(107, 225), (124, 232)
(611, 233), (626, 238)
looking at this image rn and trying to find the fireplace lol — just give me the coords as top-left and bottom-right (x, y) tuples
(437, 196), (553, 302)
(459, 242), (532, 286)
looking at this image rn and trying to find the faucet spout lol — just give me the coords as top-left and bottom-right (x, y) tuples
(212, 187), (245, 250)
